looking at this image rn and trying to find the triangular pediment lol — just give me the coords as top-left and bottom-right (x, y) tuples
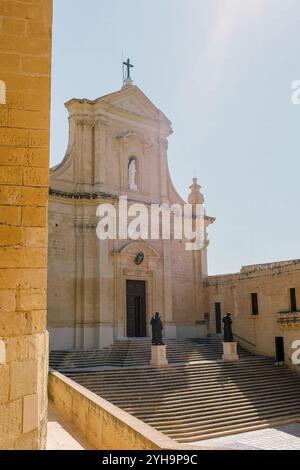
(96, 85), (172, 127)
(109, 94), (154, 118)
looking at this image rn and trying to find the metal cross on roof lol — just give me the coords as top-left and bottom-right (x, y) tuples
(123, 58), (134, 80)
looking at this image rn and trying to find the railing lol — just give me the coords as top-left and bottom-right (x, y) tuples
(232, 333), (256, 347)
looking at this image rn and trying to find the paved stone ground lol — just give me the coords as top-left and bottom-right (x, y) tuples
(47, 401), (94, 450)
(195, 424), (300, 450)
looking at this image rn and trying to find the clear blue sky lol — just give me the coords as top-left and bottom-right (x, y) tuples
(51, 0), (300, 275)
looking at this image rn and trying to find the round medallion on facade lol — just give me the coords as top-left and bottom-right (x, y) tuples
(135, 252), (144, 265)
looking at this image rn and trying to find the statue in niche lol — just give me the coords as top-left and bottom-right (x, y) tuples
(128, 158), (138, 191)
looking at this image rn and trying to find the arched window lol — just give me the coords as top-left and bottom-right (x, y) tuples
(0, 81), (6, 105)
(128, 156), (138, 191)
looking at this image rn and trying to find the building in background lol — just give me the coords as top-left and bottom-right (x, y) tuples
(206, 259), (300, 370)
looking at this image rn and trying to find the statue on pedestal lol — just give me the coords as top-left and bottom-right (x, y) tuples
(223, 312), (233, 342)
(150, 312), (164, 345)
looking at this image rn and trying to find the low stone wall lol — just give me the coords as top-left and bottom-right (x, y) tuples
(48, 370), (207, 450)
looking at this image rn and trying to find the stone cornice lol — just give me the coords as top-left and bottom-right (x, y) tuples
(49, 188), (117, 201)
(207, 264), (300, 286)
(241, 259), (300, 274)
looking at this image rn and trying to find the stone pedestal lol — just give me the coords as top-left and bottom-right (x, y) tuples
(222, 341), (239, 361)
(150, 345), (168, 367)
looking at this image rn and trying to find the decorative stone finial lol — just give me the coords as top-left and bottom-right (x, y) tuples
(122, 78), (134, 89)
(188, 177), (204, 205)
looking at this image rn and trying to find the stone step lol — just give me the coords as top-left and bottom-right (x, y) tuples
(68, 360), (287, 381)
(170, 411), (300, 440)
(153, 398), (300, 429)
(107, 388), (300, 414)
(141, 393), (300, 425)
(78, 377), (298, 403)
(131, 386), (300, 417)
(94, 383), (300, 407)
(67, 365), (292, 391)
(179, 417), (300, 442)
(49, 337), (253, 370)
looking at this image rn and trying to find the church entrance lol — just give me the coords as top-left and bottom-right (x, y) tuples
(126, 280), (147, 337)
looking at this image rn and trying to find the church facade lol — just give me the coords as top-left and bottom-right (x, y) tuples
(47, 82), (215, 350)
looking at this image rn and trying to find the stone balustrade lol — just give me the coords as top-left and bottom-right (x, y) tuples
(277, 311), (300, 326)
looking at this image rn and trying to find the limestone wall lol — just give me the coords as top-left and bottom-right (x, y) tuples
(0, 0), (52, 449)
(206, 260), (300, 370)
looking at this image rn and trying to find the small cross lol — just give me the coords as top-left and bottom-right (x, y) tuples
(123, 58), (134, 80)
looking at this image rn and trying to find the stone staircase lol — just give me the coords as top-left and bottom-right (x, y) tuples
(50, 338), (300, 443)
(49, 337), (252, 371)
(65, 358), (300, 443)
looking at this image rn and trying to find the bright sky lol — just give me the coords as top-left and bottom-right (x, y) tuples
(51, 0), (300, 275)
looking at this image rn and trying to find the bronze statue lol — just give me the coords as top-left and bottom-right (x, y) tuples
(150, 312), (164, 345)
(223, 313), (233, 342)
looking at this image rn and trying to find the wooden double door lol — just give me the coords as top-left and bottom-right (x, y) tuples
(126, 280), (147, 337)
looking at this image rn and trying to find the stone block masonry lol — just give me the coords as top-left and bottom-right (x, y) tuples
(0, 0), (52, 450)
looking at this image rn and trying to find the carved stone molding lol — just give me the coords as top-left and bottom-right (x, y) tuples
(115, 130), (132, 142)
(159, 137), (169, 153)
(204, 238), (210, 248)
(94, 116), (109, 129)
(76, 117), (108, 129)
(74, 221), (97, 234)
(115, 130), (152, 147)
(76, 119), (93, 127)
(123, 269), (153, 278)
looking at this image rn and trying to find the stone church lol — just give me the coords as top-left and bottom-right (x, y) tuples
(47, 79), (215, 350)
